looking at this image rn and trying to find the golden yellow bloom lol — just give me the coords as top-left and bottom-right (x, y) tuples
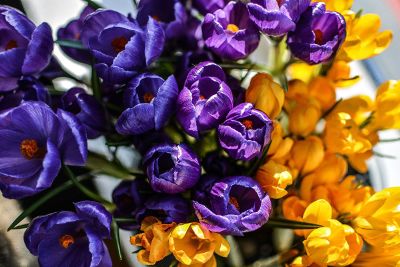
(246, 73), (285, 119)
(268, 121), (294, 160)
(308, 77), (336, 111)
(352, 247), (400, 267)
(312, 153), (348, 184)
(329, 95), (374, 125)
(283, 196), (308, 222)
(256, 160), (293, 199)
(288, 63), (320, 84)
(302, 200), (363, 266)
(289, 255), (320, 267)
(338, 11), (393, 61)
(371, 80), (400, 130)
(327, 60), (360, 87)
(353, 187), (400, 249)
(290, 136), (324, 176)
(312, 0), (353, 13)
(131, 217), (176, 265)
(169, 222), (230, 266)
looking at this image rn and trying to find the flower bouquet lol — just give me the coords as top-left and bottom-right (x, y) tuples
(0, 0), (399, 266)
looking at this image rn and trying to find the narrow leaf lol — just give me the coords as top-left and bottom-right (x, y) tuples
(55, 39), (86, 50)
(86, 152), (136, 180)
(112, 219), (123, 260)
(82, 0), (103, 9)
(91, 63), (101, 101)
(266, 217), (322, 229)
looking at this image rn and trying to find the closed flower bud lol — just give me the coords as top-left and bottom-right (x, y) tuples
(372, 80), (400, 130)
(308, 77), (336, 111)
(256, 160), (293, 199)
(291, 136), (324, 176)
(246, 73), (285, 119)
(268, 121), (294, 160)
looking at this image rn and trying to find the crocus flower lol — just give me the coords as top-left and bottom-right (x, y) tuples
(116, 73), (178, 135)
(0, 102), (87, 199)
(202, 1), (260, 60)
(193, 176), (272, 235)
(290, 136), (324, 176)
(169, 222), (230, 266)
(192, 0), (230, 15)
(61, 87), (107, 139)
(256, 160), (293, 199)
(287, 3), (346, 64)
(137, 0), (188, 40)
(0, 6), (53, 91)
(24, 201), (112, 267)
(203, 151), (238, 177)
(57, 6), (94, 64)
(175, 51), (213, 86)
(218, 103), (273, 161)
(143, 143), (201, 194)
(247, 0), (310, 36)
(177, 62), (233, 138)
(371, 80), (400, 130)
(81, 9), (165, 85)
(132, 131), (172, 155)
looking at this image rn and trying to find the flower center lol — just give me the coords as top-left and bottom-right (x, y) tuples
(59, 235), (75, 249)
(152, 15), (161, 22)
(20, 139), (41, 159)
(143, 92), (155, 103)
(277, 0), (285, 7)
(242, 119), (254, 129)
(199, 95), (206, 100)
(313, 29), (324, 45)
(111, 36), (128, 53)
(226, 24), (240, 33)
(5, 40), (18, 51)
(229, 197), (240, 211)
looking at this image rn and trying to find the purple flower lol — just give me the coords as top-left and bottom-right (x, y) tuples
(247, 0), (310, 36)
(192, 0), (230, 15)
(0, 6), (53, 91)
(137, 0), (188, 40)
(143, 143), (201, 194)
(193, 175), (219, 205)
(132, 131), (172, 155)
(112, 179), (151, 230)
(175, 51), (213, 87)
(57, 6), (94, 64)
(136, 194), (190, 224)
(0, 102), (87, 199)
(202, 1), (260, 60)
(116, 73), (178, 135)
(218, 103), (273, 161)
(287, 3), (346, 64)
(81, 9), (165, 85)
(193, 176), (272, 235)
(61, 87), (108, 139)
(203, 151), (238, 177)
(24, 201), (112, 267)
(177, 62), (233, 138)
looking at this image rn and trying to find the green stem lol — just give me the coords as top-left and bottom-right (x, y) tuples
(379, 137), (400, 143)
(112, 219), (123, 261)
(266, 217), (321, 229)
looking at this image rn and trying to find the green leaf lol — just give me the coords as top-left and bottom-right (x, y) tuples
(86, 152), (137, 180)
(10, 223), (30, 230)
(266, 217), (322, 230)
(373, 151), (396, 159)
(91, 63), (102, 101)
(114, 218), (137, 224)
(112, 219), (123, 261)
(322, 98), (343, 118)
(82, 0), (103, 9)
(278, 73), (288, 92)
(379, 137), (400, 143)
(55, 39), (86, 50)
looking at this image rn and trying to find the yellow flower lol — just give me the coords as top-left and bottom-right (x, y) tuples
(352, 247), (400, 267)
(283, 196), (308, 222)
(338, 11), (393, 61)
(329, 95), (374, 125)
(289, 255), (320, 267)
(308, 77), (336, 111)
(312, 153), (348, 185)
(371, 80), (400, 130)
(353, 187), (400, 249)
(246, 73), (285, 119)
(327, 60), (360, 87)
(302, 200), (363, 266)
(131, 217), (176, 265)
(290, 136), (324, 176)
(169, 222), (230, 266)
(288, 62), (320, 84)
(256, 160), (293, 199)
(312, 0), (353, 13)
(268, 121), (294, 160)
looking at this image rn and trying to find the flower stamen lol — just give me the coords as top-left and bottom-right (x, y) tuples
(5, 40), (17, 51)
(111, 36), (128, 53)
(20, 139), (40, 159)
(242, 119), (254, 130)
(226, 24), (240, 33)
(143, 92), (155, 103)
(59, 235), (75, 249)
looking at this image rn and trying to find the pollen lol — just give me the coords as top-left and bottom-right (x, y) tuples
(226, 24), (240, 33)
(242, 119), (254, 130)
(20, 139), (39, 160)
(59, 235), (75, 249)
(143, 92), (155, 103)
(111, 36), (128, 53)
(199, 95), (206, 100)
(5, 40), (17, 51)
(229, 197), (240, 211)
(313, 29), (324, 45)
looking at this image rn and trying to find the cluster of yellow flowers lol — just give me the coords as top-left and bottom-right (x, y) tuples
(246, 1), (400, 266)
(131, 217), (230, 266)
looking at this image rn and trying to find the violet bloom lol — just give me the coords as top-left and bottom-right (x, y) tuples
(132, 131), (172, 155)
(116, 73), (178, 135)
(203, 151), (238, 177)
(193, 0), (230, 15)
(143, 143), (201, 194)
(81, 9), (165, 85)
(24, 201), (112, 267)
(57, 6), (94, 64)
(218, 103), (273, 161)
(0, 6), (53, 91)
(137, 0), (187, 40)
(247, 0), (310, 36)
(193, 176), (272, 236)
(177, 62), (233, 138)
(287, 3), (346, 64)
(61, 87), (108, 139)
(0, 102), (87, 199)
(175, 51), (213, 87)
(193, 175), (219, 205)
(136, 194), (190, 224)
(202, 1), (260, 60)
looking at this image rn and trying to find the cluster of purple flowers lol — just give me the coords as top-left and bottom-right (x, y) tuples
(0, 0), (349, 266)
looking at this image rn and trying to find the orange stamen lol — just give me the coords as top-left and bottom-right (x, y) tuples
(229, 197), (240, 211)
(313, 29), (324, 45)
(111, 36), (128, 53)
(226, 24), (240, 33)
(143, 92), (155, 103)
(5, 40), (17, 51)
(20, 139), (39, 159)
(59, 235), (75, 249)
(242, 119), (254, 130)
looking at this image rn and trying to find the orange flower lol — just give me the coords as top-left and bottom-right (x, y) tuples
(282, 196), (308, 222)
(256, 160), (293, 199)
(327, 61), (360, 88)
(308, 77), (336, 111)
(268, 121), (294, 161)
(290, 136), (324, 176)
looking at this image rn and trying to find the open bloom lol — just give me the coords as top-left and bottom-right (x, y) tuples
(290, 136), (324, 176)
(202, 1), (260, 60)
(57, 6), (94, 64)
(61, 87), (108, 139)
(24, 201), (112, 267)
(218, 103), (273, 161)
(287, 3), (346, 64)
(81, 9), (165, 84)
(256, 160), (293, 199)
(193, 0), (230, 15)
(371, 80), (400, 130)
(143, 143), (201, 194)
(116, 73), (178, 135)
(0, 6), (53, 91)
(248, 0), (310, 36)
(312, 0), (353, 13)
(0, 102), (87, 199)
(193, 176), (272, 236)
(177, 62), (233, 138)
(169, 222), (230, 266)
